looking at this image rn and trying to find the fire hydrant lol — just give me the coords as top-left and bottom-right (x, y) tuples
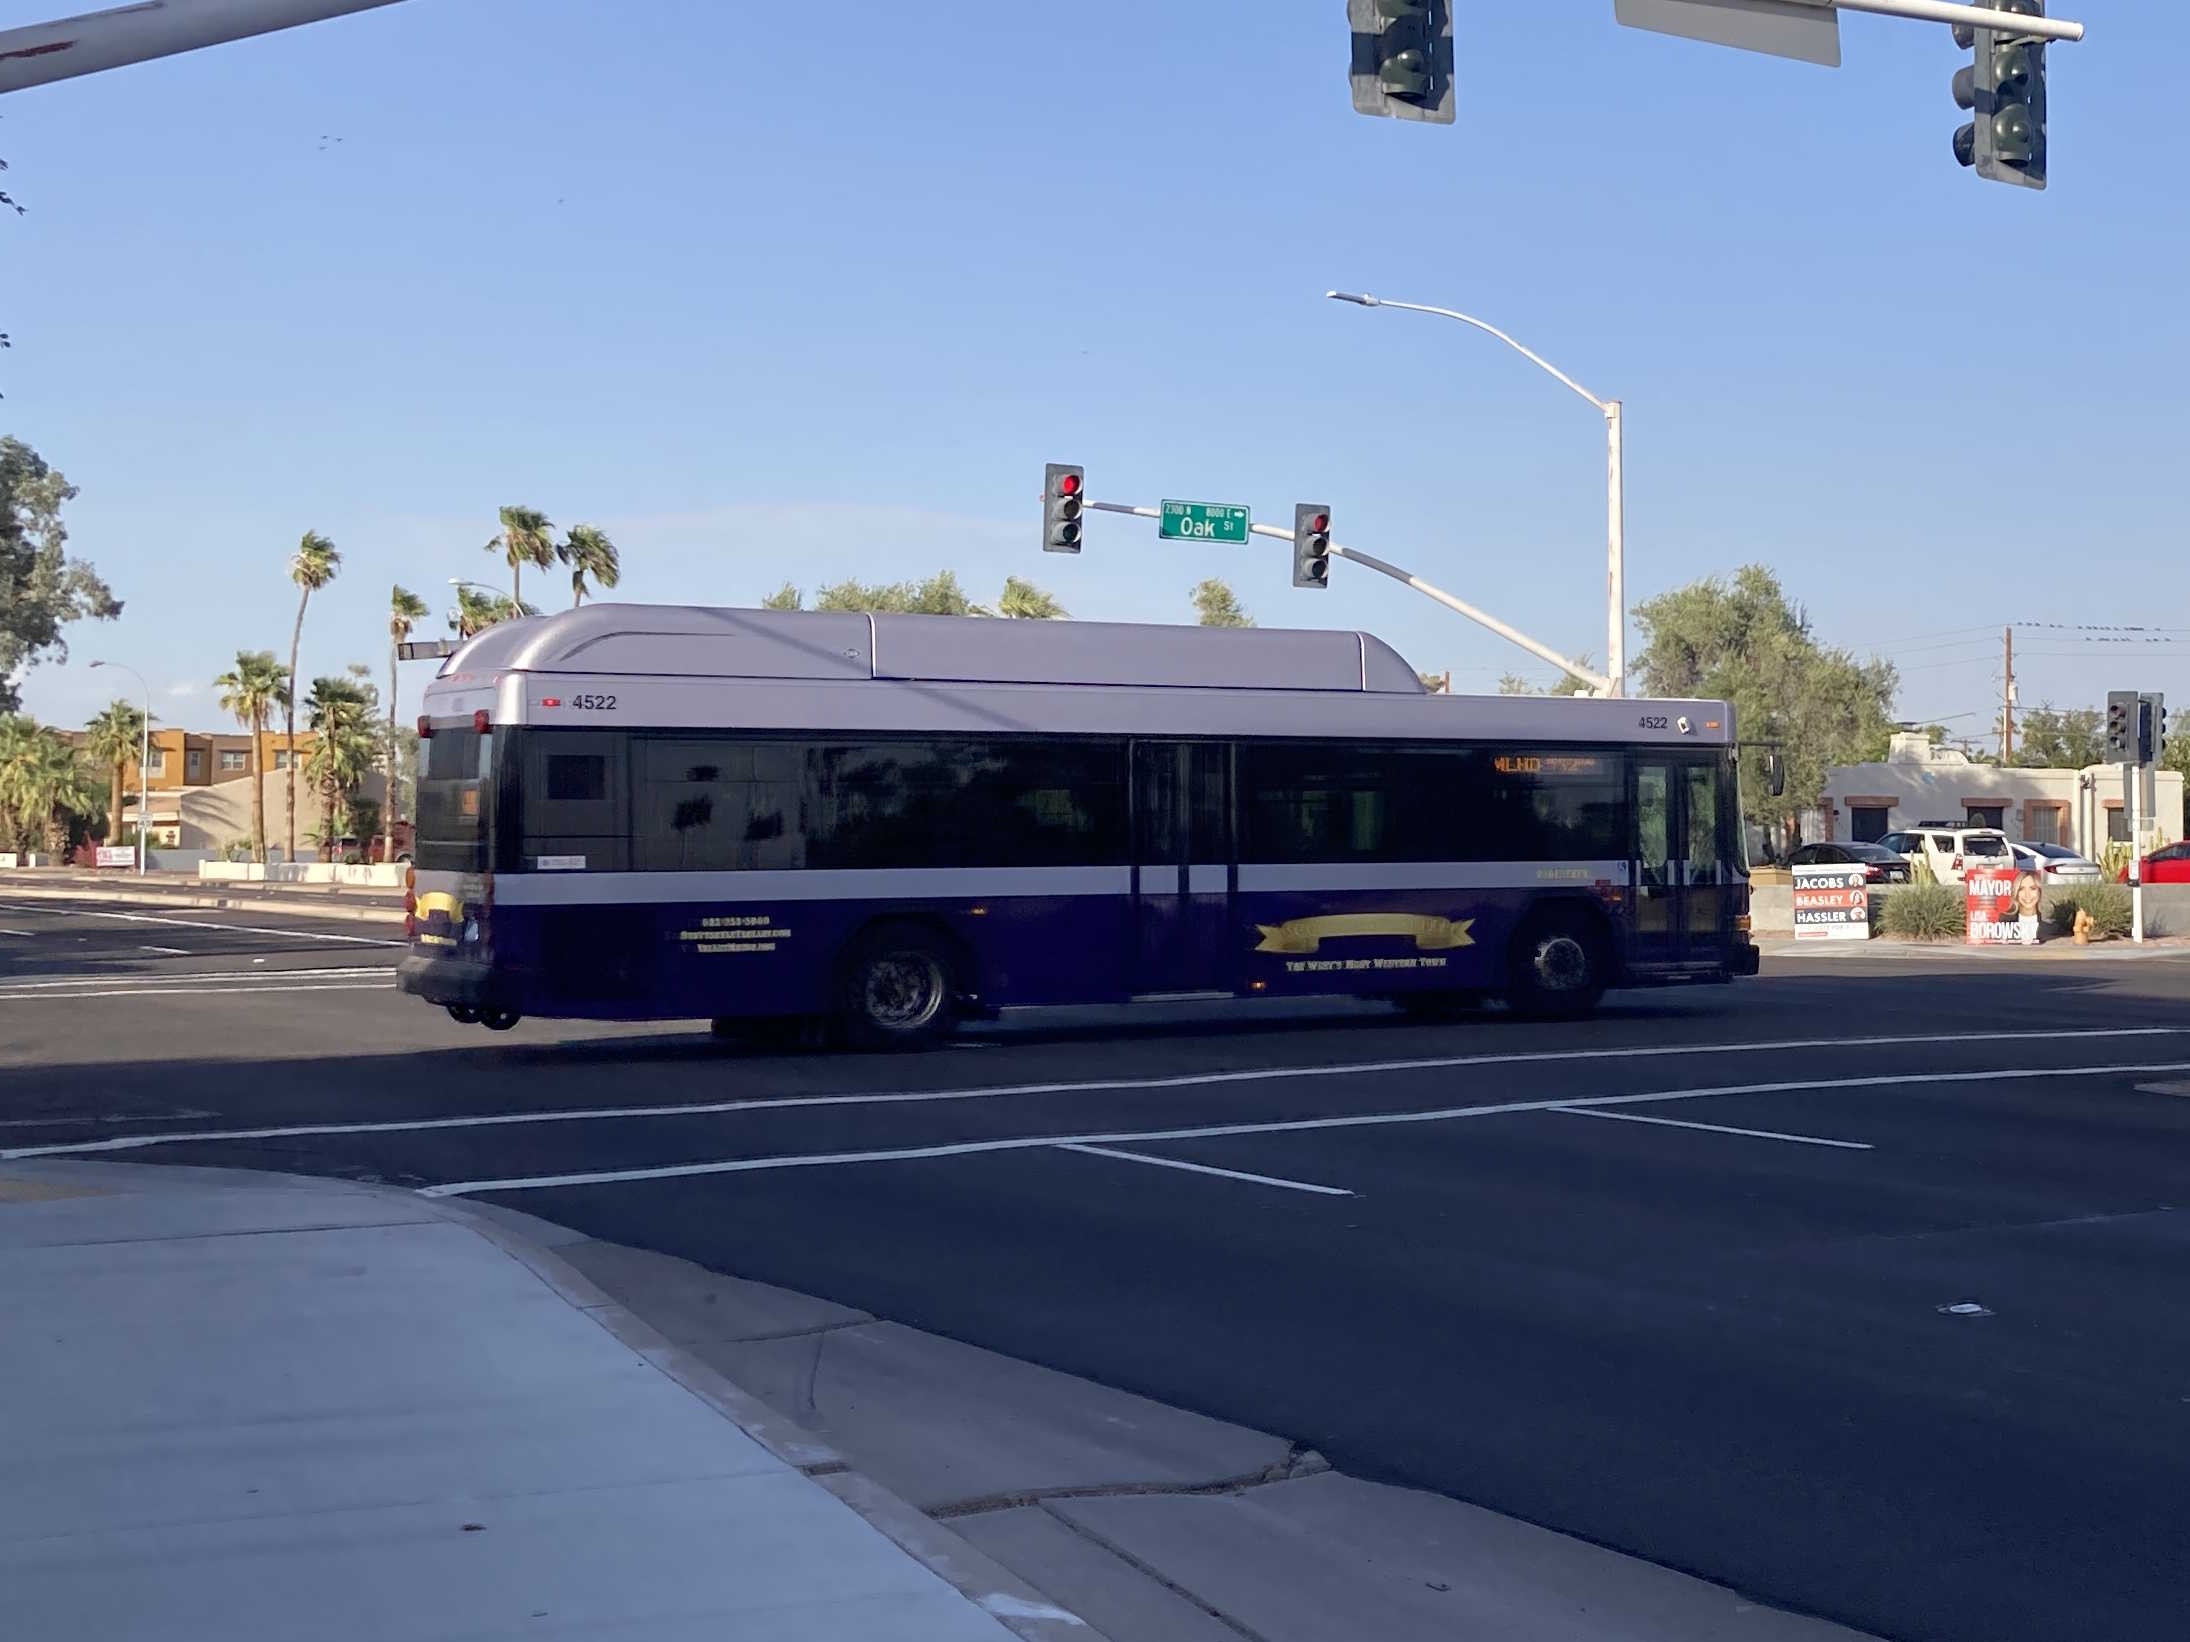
(2073, 906), (2096, 946)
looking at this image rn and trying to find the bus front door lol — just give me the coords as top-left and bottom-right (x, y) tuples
(1131, 741), (1234, 996)
(1633, 755), (1732, 973)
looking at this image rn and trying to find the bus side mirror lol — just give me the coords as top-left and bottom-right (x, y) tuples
(1764, 750), (1786, 798)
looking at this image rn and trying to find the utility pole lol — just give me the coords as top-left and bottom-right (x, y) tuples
(2001, 625), (2016, 762)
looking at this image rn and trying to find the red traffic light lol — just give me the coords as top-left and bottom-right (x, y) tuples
(1057, 473), (1081, 497)
(1310, 513), (1329, 535)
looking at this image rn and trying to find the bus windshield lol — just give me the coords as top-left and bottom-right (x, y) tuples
(414, 726), (491, 873)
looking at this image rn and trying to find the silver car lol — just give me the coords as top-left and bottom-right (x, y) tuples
(2010, 841), (2104, 883)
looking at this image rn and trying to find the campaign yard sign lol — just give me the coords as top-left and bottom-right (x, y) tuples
(1968, 867), (2042, 946)
(1793, 863), (1870, 942)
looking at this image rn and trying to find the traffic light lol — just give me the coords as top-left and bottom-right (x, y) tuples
(1347, 0), (1455, 125)
(2141, 692), (2166, 765)
(1042, 463), (1083, 554)
(1952, 1), (2047, 189)
(2106, 690), (2137, 762)
(1293, 504), (1332, 589)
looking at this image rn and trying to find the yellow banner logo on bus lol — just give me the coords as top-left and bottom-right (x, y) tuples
(1254, 914), (1476, 955)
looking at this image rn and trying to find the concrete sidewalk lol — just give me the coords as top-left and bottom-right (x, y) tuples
(0, 1161), (1084, 1642)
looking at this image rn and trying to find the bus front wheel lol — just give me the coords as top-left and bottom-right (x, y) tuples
(839, 925), (959, 1051)
(1506, 912), (1606, 1019)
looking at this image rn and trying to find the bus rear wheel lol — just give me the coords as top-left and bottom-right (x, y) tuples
(479, 1008), (521, 1032)
(839, 925), (958, 1051)
(1506, 912), (1606, 1019)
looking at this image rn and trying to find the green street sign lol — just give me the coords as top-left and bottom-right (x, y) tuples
(1159, 499), (1251, 544)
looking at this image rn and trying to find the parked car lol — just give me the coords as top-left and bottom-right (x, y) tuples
(1789, 841), (1912, 884)
(1876, 826), (2015, 886)
(2010, 841), (2103, 882)
(2118, 840), (2190, 884)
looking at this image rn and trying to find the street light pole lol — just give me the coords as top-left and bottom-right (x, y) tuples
(88, 659), (151, 876)
(1326, 291), (1626, 698)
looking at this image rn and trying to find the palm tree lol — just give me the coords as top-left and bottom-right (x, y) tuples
(386, 584), (429, 862)
(284, 530), (341, 863)
(449, 586), (538, 638)
(997, 576), (1067, 620)
(82, 699), (149, 845)
(560, 524), (621, 607)
(304, 675), (378, 850)
(0, 718), (96, 855)
(488, 505), (556, 607)
(214, 650), (288, 865)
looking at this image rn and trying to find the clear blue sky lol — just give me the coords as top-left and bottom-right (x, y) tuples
(5, 0), (2186, 745)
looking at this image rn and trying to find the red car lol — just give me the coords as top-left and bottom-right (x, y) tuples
(2119, 841), (2190, 883)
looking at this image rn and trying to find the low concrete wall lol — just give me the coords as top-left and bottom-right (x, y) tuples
(200, 861), (404, 888)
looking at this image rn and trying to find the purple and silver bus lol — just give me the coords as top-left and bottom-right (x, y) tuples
(398, 605), (1759, 1045)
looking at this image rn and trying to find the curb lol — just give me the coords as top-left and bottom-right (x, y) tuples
(0, 878), (402, 928)
(424, 1194), (1108, 1641)
(0, 1158), (1101, 1642)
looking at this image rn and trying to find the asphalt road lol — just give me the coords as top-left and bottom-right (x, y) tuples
(6, 888), (2189, 1642)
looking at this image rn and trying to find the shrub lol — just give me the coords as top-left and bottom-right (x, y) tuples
(2047, 882), (2131, 940)
(1879, 880), (1966, 940)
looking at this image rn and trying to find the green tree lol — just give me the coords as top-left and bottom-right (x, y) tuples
(813, 571), (982, 615)
(760, 583), (803, 611)
(214, 650), (288, 865)
(0, 437), (120, 713)
(1191, 578), (1254, 629)
(561, 524), (621, 607)
(304, 674), (379, 847)
(0, 716), (95, 854)
(82, 698), (150, 845)
(997, 576), (1067, 620)
(284, 529), (341, 863)
(2161, 730), (2190, 834)
(1632, 565), (1897, 857)
(449, 586), (536, 638)
(488, 505), (556, 607)
(2014, 704), (2106, 769)
(385, 584), (429, 860)
(1497, 657), (1596, 698)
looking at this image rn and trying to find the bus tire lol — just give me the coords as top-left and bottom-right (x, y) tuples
(839, 924), (959, 1051)
(1505, 910), (1606, 1019)
(447, 1004), (480, 1025)
(480, 1008), (521, 1032)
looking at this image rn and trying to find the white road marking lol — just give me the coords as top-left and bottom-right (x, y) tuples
(0, 902), (397, 946)
(139, 945), (190, 956)
(0, 965), (395, 992)
(0, 928), (32, 938)
(0, 1108), (216, 1130)
(0, 982), (390, 1003)
(1056, 1142), (1355, 1196)
(5, 1026), (2172, 1163)
(1545, 1105), (1872, 1150)
(413, 1059), (2190, 1199)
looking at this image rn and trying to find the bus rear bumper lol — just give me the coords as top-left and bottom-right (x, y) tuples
(397, 952), (513, 1011)
(1624, 942), (1760, 986)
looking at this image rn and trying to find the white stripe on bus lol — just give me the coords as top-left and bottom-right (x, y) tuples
(482, 861), (1638, 907)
